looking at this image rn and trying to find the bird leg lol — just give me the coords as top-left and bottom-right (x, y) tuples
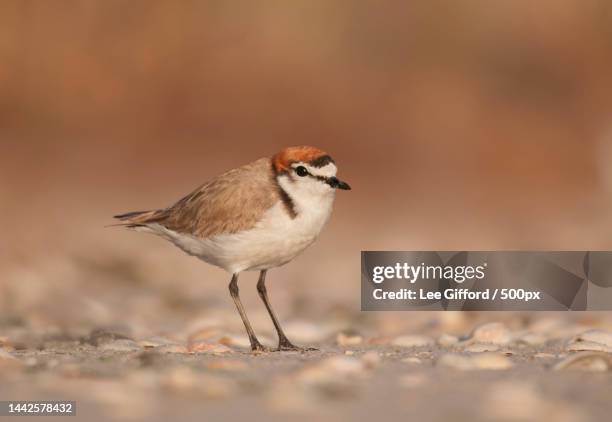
(256, 270), (317, 352)
(228, 273), (268, 352)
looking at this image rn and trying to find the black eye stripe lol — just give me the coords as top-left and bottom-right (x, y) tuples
(291, 165), (331, 183)
(307, 174), (329, 183)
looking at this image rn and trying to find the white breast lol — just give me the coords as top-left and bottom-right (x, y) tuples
(149, 194), (335, 274)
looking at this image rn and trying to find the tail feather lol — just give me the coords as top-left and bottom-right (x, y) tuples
(112, 210), (162, 228)
(114, 210), (152, 221)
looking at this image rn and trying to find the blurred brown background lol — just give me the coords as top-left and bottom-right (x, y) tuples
(2, 0), (612, 335)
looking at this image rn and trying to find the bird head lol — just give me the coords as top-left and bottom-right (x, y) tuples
(272, 146), (351, 198)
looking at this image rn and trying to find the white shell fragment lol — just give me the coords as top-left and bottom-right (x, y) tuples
(567, 341), (612, 353)
(553, 352), (612, 372)
(576, 329), (612, 346)
(566, 329), (612, 353)
(467, 323), (513, 345)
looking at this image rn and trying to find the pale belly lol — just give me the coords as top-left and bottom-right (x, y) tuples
(146, 200), (334, 273)
(204, 228), (319, 273)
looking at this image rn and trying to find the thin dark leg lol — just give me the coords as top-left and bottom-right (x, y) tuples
(256, 270), (317, 352)
(229, 273), (268, 352)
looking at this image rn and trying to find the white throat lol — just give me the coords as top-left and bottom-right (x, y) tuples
(276, 174), (336, 217)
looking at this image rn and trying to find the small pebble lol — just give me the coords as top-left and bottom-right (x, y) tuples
(336, 333), (363, 347)
(401, 357), (423, 364)
(392, 335), (434, 348)
(218, 335), (251, 349)
(438, 334), (459, 347)
(470, 353), (514, 370)
(188, 342), (232, 354)
(464, 343), (500, 353)
(138, 337), (178, 349)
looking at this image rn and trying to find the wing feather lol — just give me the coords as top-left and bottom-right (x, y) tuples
(121, 158), (281, 238)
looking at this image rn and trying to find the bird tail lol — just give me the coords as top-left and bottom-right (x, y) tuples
(111, 210), (161, 228)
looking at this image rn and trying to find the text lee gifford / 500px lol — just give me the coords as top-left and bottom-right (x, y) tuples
(372, 288), (542, 302)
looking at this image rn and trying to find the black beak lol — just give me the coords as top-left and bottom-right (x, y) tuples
(328, 176), (351, 190)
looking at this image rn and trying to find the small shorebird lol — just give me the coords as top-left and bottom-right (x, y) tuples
(114, 146), (350, 352)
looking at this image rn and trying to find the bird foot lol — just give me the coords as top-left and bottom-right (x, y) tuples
(276, 340), (318, 352)
(250, 341), (272, 353)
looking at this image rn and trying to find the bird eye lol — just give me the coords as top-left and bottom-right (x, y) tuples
(295, 166), (309, 177)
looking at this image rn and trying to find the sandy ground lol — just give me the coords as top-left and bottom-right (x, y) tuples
(1, 204), (611, 422)
(2, 312), (612, 422)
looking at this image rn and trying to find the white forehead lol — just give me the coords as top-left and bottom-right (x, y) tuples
(293, 162), (337, 177)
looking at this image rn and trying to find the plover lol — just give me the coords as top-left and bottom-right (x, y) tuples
(114, 146), (350, 351)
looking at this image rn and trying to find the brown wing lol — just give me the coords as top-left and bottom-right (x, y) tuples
(116, 158), (282, 238)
